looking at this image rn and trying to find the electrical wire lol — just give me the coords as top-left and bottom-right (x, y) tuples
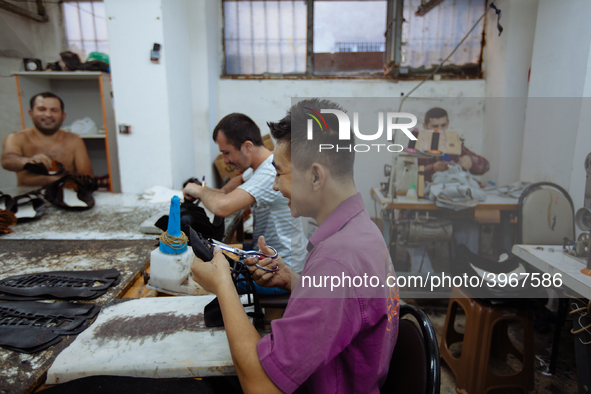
(397, 1), (503, 113)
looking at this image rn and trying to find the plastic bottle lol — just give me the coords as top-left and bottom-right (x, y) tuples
(406, 174), (418, 201)
(148, 196), (206, 295)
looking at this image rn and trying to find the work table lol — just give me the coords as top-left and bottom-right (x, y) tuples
(0, 192), (167, 393)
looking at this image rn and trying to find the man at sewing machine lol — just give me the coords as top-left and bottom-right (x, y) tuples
(420, 107), (489, 182)
(190, 98), (399, 393)
(1, 92), (93, 186)
(182, 113), (307, 278)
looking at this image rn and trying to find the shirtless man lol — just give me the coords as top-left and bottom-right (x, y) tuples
(1, 92), (93, 186)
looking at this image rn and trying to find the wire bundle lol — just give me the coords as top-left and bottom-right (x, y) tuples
(159, 231), (188, 250)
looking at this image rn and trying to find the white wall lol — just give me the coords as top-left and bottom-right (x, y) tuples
(187, 0), (219, 186)
(105, 0), (172, 193)
(105, 0), (205, 193)
(162, 0), (196, 190)
(0, 4), (66, 188)
(482, 0), (538, 187)
(520, 0), (591, 217)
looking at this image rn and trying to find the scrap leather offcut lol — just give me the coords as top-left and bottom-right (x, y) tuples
(42, 174), (97, 210)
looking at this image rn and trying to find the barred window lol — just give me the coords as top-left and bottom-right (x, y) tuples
(62, 1), (109, 57)
(222, 0), (487, 78)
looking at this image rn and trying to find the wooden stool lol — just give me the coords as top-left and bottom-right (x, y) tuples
(440, 287), (535, 394)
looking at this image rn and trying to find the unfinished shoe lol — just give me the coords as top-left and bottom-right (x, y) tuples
(24, 160), (66, 176)
(156, 203), (225, 241)
(42, 175), (97, 210)
(0, 192), (15, 211)
(12, 191), (45, 222)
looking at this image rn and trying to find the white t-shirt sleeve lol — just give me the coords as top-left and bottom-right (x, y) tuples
(242, 168), (254, 182)
(238, 156), (279, 206)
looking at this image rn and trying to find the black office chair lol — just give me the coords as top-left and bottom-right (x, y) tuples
(381, 304), (441, 394)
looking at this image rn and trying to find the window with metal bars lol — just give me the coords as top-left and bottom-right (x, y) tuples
(335, 41), (386, 53)
(62, 1), (109, 58)
(223, 0), (486, 78)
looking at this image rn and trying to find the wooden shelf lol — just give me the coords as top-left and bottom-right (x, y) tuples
(14, 71), (104, 80)
(80, 134), (106, 139)
(15, 72), (121, 192)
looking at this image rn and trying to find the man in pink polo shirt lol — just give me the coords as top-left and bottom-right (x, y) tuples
(191, 98), (399, 393)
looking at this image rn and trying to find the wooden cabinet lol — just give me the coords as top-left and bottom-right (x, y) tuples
(14, 71), (121, 192)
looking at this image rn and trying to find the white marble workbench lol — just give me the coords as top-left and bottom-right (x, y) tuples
(2, 192), (169, 240)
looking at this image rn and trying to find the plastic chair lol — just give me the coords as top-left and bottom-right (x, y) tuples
(440, 287), (535, 394)
(381, 304), (440, 394)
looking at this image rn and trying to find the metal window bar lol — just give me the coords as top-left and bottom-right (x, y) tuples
(223, 0), (306, 75)
(401, 0), (485, 69)
(335, 41), (386, 53)
(223, 0), (483, 77)
(63, 1), (109, 56)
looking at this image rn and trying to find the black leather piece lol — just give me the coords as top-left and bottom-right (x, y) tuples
(455, 245), (549, 300)
(0, 192), (15, 212)
(188, 228), (264, 327)
(40, 375), (244, 394)
(456, 244), (520, 274)
(23, 161), (65, 176)
(189, 227), (215, 261)
(204, 297), (224, 327)
(0, 326), (62, 353)
(42, 175), (97, 210)
(0, 301), (99, 318)
(0, 269), (120, 300)
(157, 202), (225, 241)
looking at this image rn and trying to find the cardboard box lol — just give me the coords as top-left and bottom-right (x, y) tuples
(262, 134), (275, 151)
(214, 154), (240, 180)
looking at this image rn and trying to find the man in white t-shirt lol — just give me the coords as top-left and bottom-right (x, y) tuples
(183, 113), (307, 278)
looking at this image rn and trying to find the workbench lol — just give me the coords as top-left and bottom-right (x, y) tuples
(370, 187), (519, 297)
(1, 192), (168, 241)
(0, 192), (167, 393)
(1, 191), (249, 393)
(370, 186), (519, 254)
(512, 245), (591, 393)
(0, 239), (154, 394)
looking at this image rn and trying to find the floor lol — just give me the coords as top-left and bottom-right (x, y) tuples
(407, 298), (580, 394)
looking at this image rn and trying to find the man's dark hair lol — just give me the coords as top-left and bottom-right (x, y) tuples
(30, 92), (64, 111)
(212, 113), (264, 150)
(268, 98), (355, 180)
(424, 107), (448, 125)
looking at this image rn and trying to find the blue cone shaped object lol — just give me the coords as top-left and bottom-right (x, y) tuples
(159, 195), (187, 254)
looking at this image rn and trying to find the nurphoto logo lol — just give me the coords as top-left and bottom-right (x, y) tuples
(304, 108), (418, 153)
